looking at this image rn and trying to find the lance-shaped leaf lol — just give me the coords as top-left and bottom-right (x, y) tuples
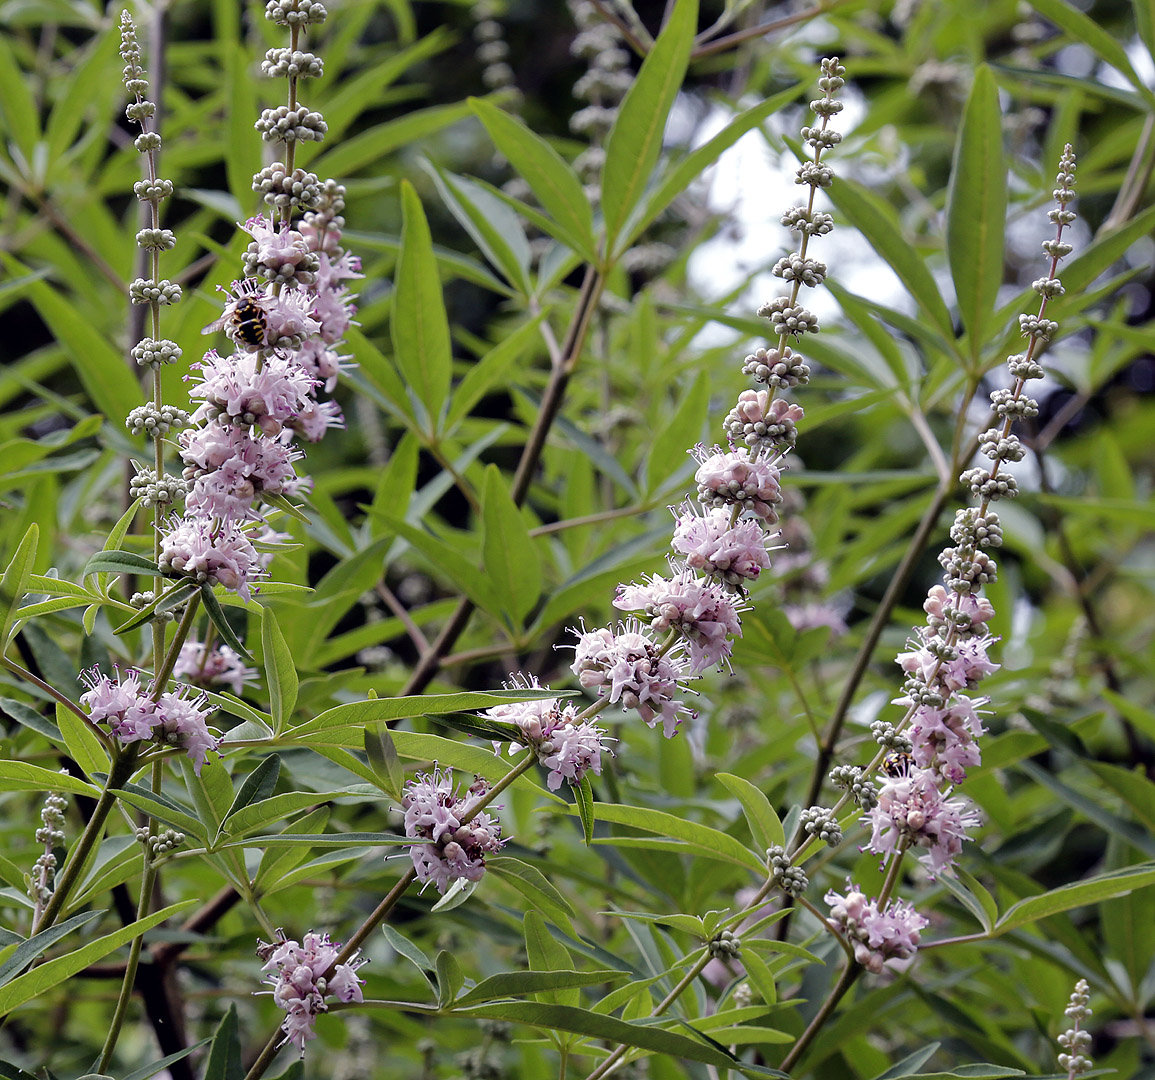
(481, 464), (541, 625)
(0, 524), (37, 646)
(261, 608), (298, 732)
(0, 900), (196, 1014)
(393, 181), (453, 428)
(602, 0), (698, 253)
(200, 584), (252, 661)
(946, 65), (1006, 360)
(469, 98), (597, 263)
(0, 910), (104, 989)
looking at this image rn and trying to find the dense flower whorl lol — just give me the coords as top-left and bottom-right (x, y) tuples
(613, 571), (744, 673)
(258, 930), (366, 1055)
(174, 638), (256, 696)
(825, 883), (928, 974)
(568, 619), (694, 738)
(693, 445), (783, 524)
(79, 668), (220, 774)
(188, 349), (315, 436)
(181, 421), (304, 521)
(402, 767), (504, 893)
(905, 695), (987, 784)
(670, 504), (773, 588)
(866, 767), (981, 877)
(483, 675), (609, 790)
(158, 515), (265, 600)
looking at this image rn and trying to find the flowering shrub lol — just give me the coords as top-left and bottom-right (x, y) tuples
(0, 2), (1153, 1079)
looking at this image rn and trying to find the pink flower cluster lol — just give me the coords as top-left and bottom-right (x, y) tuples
(825, 883), (928, 973)
(158, 190), (359, 601)
(258, 930), (366, 1054)
(866, 767), (982, 877)
(614, 571), (745, 673)
(401, 767), (505, 893)
(569, 619), (695, 738)
(79, 667), (219, 774)
(174, 637), (257, 696)
(670, 503), (774, 588)
(484, 675), (609, 790)
(692, 444), (783, 524)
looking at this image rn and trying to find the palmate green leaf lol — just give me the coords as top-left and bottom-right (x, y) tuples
(0, 760), (97, 798)
(82, 549), (160, 578)
(1087, 760), (1155, 832)
(393, 181), (453, 428)
(54, 703), (109, 778)
(1017, 760), (1155, 858)
(223, 41), (261, 209)
(222, 789), (369, 838)
(481, 465), (541, 626)
(644, 371), (708, 493)
(601, 0), (697, 253)
(468, 98), (597, 263)
(0, 35), (40, 161)
(0, 910), (104, 989)
(456, 1001), (786, 1074)
(580, 803), (766, 874)
(0, 524), (37, 647)
(288, 689), (565, 737)
(426, 163), (532, 296)
(261, 608), (298, 733)
(575, 775), (595, 846)
(436, 950), (466, 1008)
(0, 697), (60, 740)
(716, 773), (784, 852)
(455, 969), (624, 1008)
(118, 1038), (212, 1080)
(365, 727), (406, 800)
(371, 514), (499, 614)
(870, 1046), (942, 1080)
(824, 178), (953, 338)
(0, 900), (196, 1015)
(251, 806), (329, 893)
(947, 65), (1006, 359)
(382, 924), (437, 991)
(113, 580), (198, 635)
(110, 783), (209, 843)
(993, 861), (1155, 934)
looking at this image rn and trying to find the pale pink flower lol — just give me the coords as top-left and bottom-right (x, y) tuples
(158, 515), (265, 600)
(153, 686), (220, 774)
(692, 444), (782, 523)
(866, 767), (981, 877)
(402, 767), (504, 893)
(259, 930), (366, 1055)
(670, 503), (774, 588)
(613, 571), (744, 672)
(174, 638), (256, 696)
(568, 619), (694, 738)
(181, 421), (302, 520)
(825, 883), (928, 974)
(188, 350), (315, 436)
(484, 674), (609, 789)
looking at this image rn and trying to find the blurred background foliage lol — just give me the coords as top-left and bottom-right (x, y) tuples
(0, 0), (1154, 1077)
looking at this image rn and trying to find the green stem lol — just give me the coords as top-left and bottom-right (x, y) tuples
(32, 746), (140, 933)
(1, 654), (112, 748)
(151, 592), (201, 698)
(779, 959), (861, 1073)
(583, 950), (712, 1080)
(244, 754), (537, 1080)
(97, 760), (163, 1072)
